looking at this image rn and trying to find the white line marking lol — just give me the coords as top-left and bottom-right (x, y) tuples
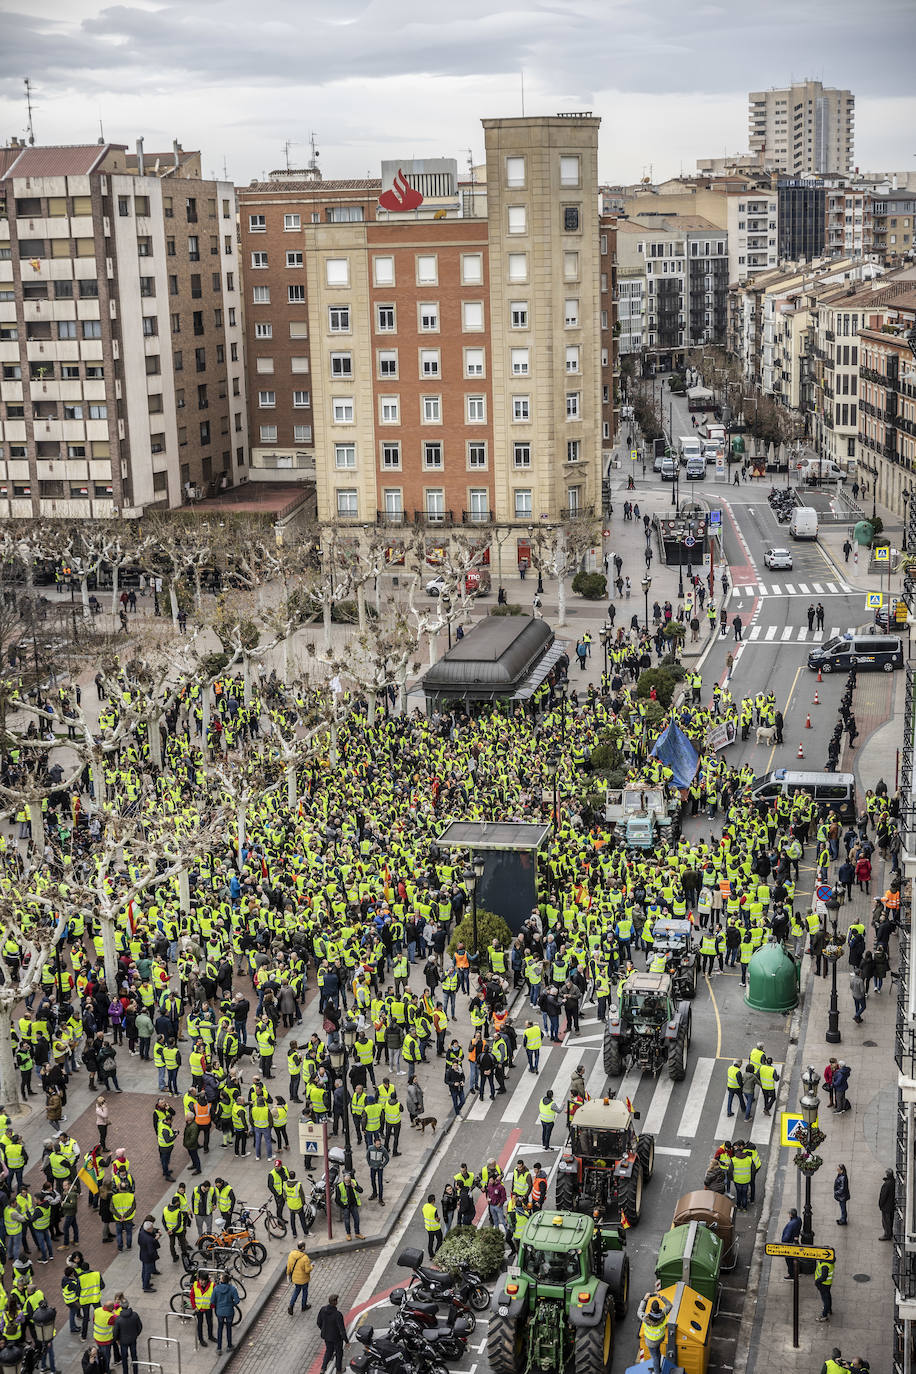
(785, 583), (795, 595)
(796, 627), (808, 642)
(654, 1145), (692, 1158)
(797, 583), (809, 593)
(585, 1051), (609, 1102)
(781, 626), (793, 641)
(812, 583), (823, 594)
(765, 625), (777, 641)
(677, 1057), (716, 1138)
(769, 583), (780, 595)
(750, 625), (761, 641)
(502, 1048), (553, 1123)
(641, 1074), (675, 1138)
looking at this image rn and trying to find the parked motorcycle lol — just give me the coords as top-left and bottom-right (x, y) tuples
(396, 1247), (490, 1312)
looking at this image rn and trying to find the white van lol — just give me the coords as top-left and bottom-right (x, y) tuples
(799, 459), (845, 485)
(679, 436), (702, 465)
(789, 506), (818, 540)
(703, 422), (726, 443)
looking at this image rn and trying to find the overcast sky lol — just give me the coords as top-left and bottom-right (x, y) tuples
(2, 0), (913, 185)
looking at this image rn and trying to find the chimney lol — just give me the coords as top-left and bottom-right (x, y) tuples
(172, 140), (181, 170)
(136, 137), (144, 175)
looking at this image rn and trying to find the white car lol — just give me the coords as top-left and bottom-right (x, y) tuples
(426, 575), (446, 596)
(764, 547), (793, 571)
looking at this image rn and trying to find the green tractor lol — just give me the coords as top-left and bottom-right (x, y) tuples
(487, 1210), (629, 1374)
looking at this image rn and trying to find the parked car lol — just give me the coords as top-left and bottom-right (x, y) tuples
(764, 547), (793, 570)
(875, 599), (908, 629)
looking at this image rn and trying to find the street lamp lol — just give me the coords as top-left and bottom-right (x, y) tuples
(599, 625), (609, 682)
(464, 853), (485, 970)
(642, 575), (652, 634)
(546, 750), (560, 828)
(555, 676), (568, 742)
(677, 531), (685, 600)
(798, 1065), (823, 1251)
(824, 893), (845, 1045)
(441, 590), (452, 650)
(327, 1019), (358, 1174)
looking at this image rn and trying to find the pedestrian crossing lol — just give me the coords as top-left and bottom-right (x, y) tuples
(733, 580), (850, 599)
(471, 1009), (782, 1156)
(746, 624), (840, 643)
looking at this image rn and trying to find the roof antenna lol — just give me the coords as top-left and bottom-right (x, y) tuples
(98, 114), (105, 146)
(520, 70), (525, 117)
(24, 77), (36, 145)
(307, 132), (320, 174)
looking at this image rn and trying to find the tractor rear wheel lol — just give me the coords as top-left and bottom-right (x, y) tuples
(668, 1028), (687, 1082)
(603, 1029), (623, 1077)
(573, 1298), (614, 1374)
(487, 1310), (525, 1374)
(617, 1164), (643, 1226)
(636, 1134), (655, 1180)
(555, 1170), (577, 1211)
(682, 962), (698, 999)
(601, 1249), (630, 1320)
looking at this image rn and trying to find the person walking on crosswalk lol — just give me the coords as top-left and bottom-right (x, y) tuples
(539, 1091), (562, 1149)
(758, 1057), (780, 1115)
(726, 1061), (746, 1118)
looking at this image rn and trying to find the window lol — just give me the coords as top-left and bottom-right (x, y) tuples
(251, 251), (268, 268)
(425, 489), (445, 520)
(380, 396), (399, 424)
(192, 311), (204, 336)
(566, 440), (580, 463)
(373, 256), (395, 286)
(188, 236), (200, 261)
(82, 321), (102, 339)
(288, 285), (305, 303)
(249, 214), (266, 232)
(466, 395), (485, 422)
(514, 488), (533, 519)
(468, 442), (487, 469)
(61, 365), (80, 379)
(565, 298), (579, 327)
(258, 390), (276, 407)
(467, 489), (489, 520)
(174, 351), (183, 372)
(329, 306), (350, 332)
(57, 321), (78, 340)
(167, 237), (175, 256)
(142, 316), (158, 338)
(53, 281), (73, 299)
(506, 156), (525, 188)
(513, 395), (530, 421)
(63, 404), (83, 420)
(334, 443), (356, 469)
(565, 345), (580, 374)
(420, 349), (440, 378)
(508, 253), (527, 282)
(291, 356), (309, 373)
(563, 206), (580, 232)
(566, 485), (581, 515)
(560, 155), (580, 187)
(423, 395), (442, 422)
(255, 322), (273, 338)
(195, 347), (206, 371)
(423, 442), (443, 469)
(148, 393), (163, 414)
(293, 390), (310, 407)
(337, 489), (358, 517)
(326, 259), (349, 286)
(284, 213), (301, 231)
(417, 255), (437, 284)
(252, 285), (270, 304)
(511, 348), (529, 376)
(564, 252), (579, 280)
(383, 488), (403, 518)
(566, 391), (580, 419)
(461, 253), (483, 284)
(513, 443), (531, 468)
(260, 425), (278, 442)
(419, 302), (439, 332)
(508, 205), (527, 235)
(464, 348), (485, 377)
(290, 321), (309, 339)
(331, 352), (352, 378)
(381, 442), (401, 469)
(378, 350), (398, 378)
(137, 236), (152, 257)
(332, 397), (354, 423)
(88, 404), (108, 420)
(328, 205), (364, 223)
(462, 301), (484, 332)
(118, 195), (130, 217)
(294, 425), (312, 443)
(286, 250), (303, 268)
(510, 301), (528, 329)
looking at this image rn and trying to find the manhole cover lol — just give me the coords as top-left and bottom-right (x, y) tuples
(852, 1274), (871, 1283)
(863, 1040), (878, 1047)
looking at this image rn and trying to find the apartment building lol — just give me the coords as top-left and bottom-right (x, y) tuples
(618, 183), (776, 286)
(748, 81), (854, 176)
(872, 192), (916, 262)
(0, 141), (247, 519)
(857, 293), (916, 516)
(777, 179), (825, 260)
(238, 115), (614, 528)
(616, 215), (727, 366)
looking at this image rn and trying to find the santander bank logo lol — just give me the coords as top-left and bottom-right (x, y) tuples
(379, 167), (423, 213)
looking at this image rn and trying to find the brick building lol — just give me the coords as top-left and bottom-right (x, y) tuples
(0, 141), (247, 518)
(237, 114), (616, 530)
(857, 293), (916, 517)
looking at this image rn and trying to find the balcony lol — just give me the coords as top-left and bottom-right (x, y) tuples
(376, 509), (406, 526)
(413, 509), (454, 527)
(462, 509), (493, 524)
(561, 505), (595, 520)
(825, 329), (835, 341)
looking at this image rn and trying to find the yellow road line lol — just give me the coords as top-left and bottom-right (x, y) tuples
(705, 971), (722, 1060)
(765, 663), (802, 770)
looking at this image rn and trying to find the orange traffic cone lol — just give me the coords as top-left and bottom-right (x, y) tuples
(805, 713), (812, 729)
(817, 668), (823, 683)
(813, 690), (820, 706)
(797, 741), (805, 758)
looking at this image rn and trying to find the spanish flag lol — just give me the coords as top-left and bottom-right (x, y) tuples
(619, 1210), (631, 1230)
(78, 1147), (103, 1194)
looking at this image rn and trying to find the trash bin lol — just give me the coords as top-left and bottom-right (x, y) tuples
(637, 1281), (712, 1374)
(745, 941), (798, 1013)
(655, 1221), (722, 1302)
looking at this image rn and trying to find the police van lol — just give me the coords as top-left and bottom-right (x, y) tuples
(750, 770), (857, 822)
(807, 632), (904, 674)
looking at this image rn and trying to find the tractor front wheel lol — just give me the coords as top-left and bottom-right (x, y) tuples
(574, 1299), (614, 1374)
(668, 1028), (687, 1082)
(555, 1170), (577, 1211)
(603, 1030), (623, 1078)
(487, 1309), (525, 1374)
(617, 1164), (643, 1226)
(636, 1134), (655, 1180)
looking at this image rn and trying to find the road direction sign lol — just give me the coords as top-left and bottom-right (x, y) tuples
(765, 1243), (835, 1262)
(866, 592), (883, 608)
(874, 545), (890, 562)
(816, 884), (833, 902)
(781, 1111), (819, 1147)
(683, 536), (696, 549)
(709, 510), (722, 526)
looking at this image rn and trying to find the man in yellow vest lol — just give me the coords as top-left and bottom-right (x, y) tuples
(523, 1021), (542, 1074)
(421, 1193), (442, 1259)
(637, 1291), (672, 1373)
(190, 1273), (215, 1345)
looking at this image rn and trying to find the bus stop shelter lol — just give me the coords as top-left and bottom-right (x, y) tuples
(421, 615), (566, 711)
(436, 820), (551, 935)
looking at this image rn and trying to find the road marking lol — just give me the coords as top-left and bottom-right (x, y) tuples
(765, 625), (777, 641)
(830, 626), (839, 638)
(641, 1074), (676, 1137)
(704, 972), (722, 1060)
(677, 1057), (716, 1138)
(502, 1048), (553, 1122)
(585, 1052), (609, 1102)
(827, 583), (837, 594)
(812, 583), (823, 593)
(654, 1145), (692, 1157)
(749, 625), (761, 641)
(713, 1089), (740, 1142)
(467, 1092), (493, 1121)
(757, 581), (768, 596)
(574, 1032), (606, 1044)
(797, 582), (809, 593)
(546, 1044), (582, 1106)
(618, 1065), (642, 1107)
(781, 626), (793, 641)
(785, 583), (795, 595)
(796, 627), (808, 642)
(769, 583), (781, 595)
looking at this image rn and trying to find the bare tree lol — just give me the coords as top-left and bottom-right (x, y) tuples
(531, 521), (600, 627)
(0, 896), (65, 1110)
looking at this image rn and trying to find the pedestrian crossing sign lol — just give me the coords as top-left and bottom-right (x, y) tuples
(630, 449), (638, 461)
(866, 592), (883, 608)
(874, 546), (890, 562)
(781, 1111), (819, 1147)
(304, 1140), (319, 1154)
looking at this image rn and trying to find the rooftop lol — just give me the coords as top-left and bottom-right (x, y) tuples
(2, 143), (122, 179)
(241, 178), (382, 194)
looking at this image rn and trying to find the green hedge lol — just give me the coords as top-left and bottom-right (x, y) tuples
(489, 603), (525, 616)
(571, 571), (607, 600)
(635, 667), (680, 708)
(434, 1224), (506, 1280)
(448, 908), (512, 961)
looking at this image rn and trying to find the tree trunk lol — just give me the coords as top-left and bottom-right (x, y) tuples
(80, 576), (91, 621)
(147, 716), (163, 770)
(169, 582), (180, 630)
(111, 564), (119, 618)
(555, 529), (568, 627)
(367, 688), (377, 726)
(100, 908), (119, 992)
(201, 688), (211, 743)
(322, 597), (333, 657)
(397, 663), (408, 715)
(178, 867), (190, 913)
(243, 655), (252, 708)
(287, 761), (297, 811)
(0, 999), (21, 1111)
(356, 583), (367, 636)
(282, 632), (292, 682)
(27, 800), (45, 850)
(428, 631), (437, 666)
(556, 572), (567, 628)
(329, 715), (338, 767)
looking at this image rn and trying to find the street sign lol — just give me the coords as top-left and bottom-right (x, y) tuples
(298, 1118), (325, 1154)
(781, 1111), (819, 1147)
(709, 510), (722, 526)
(866, 592), (883, 608)
(874, 546), (890, 562)
(815, 884), (833, 902)
(683, 536), (696, 549)
(602, 529), (610, 538)
(630, 449), (638, 461)
(765, 1243), (835, 1262)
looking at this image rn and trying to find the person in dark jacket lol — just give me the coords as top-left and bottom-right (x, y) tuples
(780, 1208), (802, 1274)
(213, 1273), (240, 1353)
(316, 1294), (348, 1374)
(137, 1220), (160, 1293)
(113, 1303), (143, 1374)
(834, 1164), (851, 1224)
(879, 1170), (895, 1240)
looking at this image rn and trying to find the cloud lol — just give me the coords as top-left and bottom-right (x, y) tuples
(0, 0), (910, 183)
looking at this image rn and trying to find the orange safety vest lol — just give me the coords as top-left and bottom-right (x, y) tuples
(194, 1101), (211, 1126)
(454, 951), (469, 970)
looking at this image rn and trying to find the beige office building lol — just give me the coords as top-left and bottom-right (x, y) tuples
(748, 82), (855, 176)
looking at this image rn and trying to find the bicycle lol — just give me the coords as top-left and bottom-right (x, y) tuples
(235, 1201), (288, 1241)
(169, 1291), (242, 1326)
(196, 1202), (283, 1269)
(179, 1267), (247, 1302)
(192, 1241), (263, 1277)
